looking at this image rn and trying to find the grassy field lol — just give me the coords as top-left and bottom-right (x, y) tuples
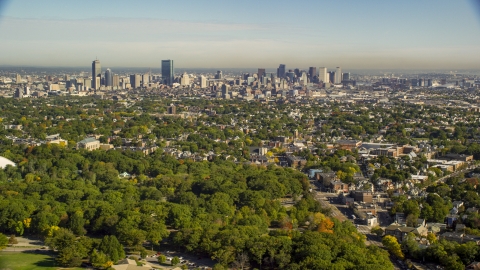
(0, 252), (83, 270)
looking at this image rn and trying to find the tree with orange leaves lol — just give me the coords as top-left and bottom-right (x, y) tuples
(318, 217), (334, 233)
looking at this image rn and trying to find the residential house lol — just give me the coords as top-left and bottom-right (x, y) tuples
(385, 224), (428, 242)
(440, 232), (480, 245)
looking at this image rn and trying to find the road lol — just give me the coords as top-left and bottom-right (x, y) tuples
(437, 162), (480, 183)
(309, 180), (348, 222)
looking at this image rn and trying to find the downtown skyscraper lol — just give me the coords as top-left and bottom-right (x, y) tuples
(105, 68), (113, 87)
(335, 67), (342, 84)
(318, 67), (328, 83)
(277, 64), (286, 78)
(92, 59), (101, 90)
(161, 60), (174, 85)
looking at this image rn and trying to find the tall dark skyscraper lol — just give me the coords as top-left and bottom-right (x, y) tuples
(92, 59), (101, 90)
(161, 60), (174, 85)
(105, 68), (113, 87)
(258, 68), (266, 79)
(277, 64), (286, 78)
(342, 72), (350, 81)
(308, 67), (317, 80)
(294, 68), (300, 78)
(328, 71), (335, 84)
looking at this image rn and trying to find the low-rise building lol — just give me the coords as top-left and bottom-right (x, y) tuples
(76, 137), (100, 151)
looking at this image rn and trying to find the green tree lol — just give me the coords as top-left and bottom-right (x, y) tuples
(98, 235), (125, 263)
(171, 256), (180, 266)
(157, 255), (166, 264)
(90, 249), (111, 269)
(0, 233), (8, 250)
(382, 235), (404, 259)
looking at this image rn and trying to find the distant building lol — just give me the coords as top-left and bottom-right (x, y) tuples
(180, 72), (190, 86)
(130, 74), (141, 89)
(161, 59), (174, 85)
(335, 67), (342, 84)
(77, 137), (100, 151)
(318, 67), (328, 83)
(215, 70), (223, 80)
(167, 104), (176, 114)
(221, 84), (230, 99)
(142, 73), (150, 85)
(199, 75), (207, 88)
(328, 71), (335, 84)
(257, 68), (266, 80)
(277, 64), (286, 78)
(113, 75), (120, 88)
(14, 88), (23, 98)
(92, 59), (101, 90)
(105, 68), (113, 87)
(308, 67), (317, 80)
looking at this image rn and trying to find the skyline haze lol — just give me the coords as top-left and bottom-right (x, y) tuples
(1, 0), (480, 69)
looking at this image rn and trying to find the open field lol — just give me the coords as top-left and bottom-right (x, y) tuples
(0, 252), (82, 270)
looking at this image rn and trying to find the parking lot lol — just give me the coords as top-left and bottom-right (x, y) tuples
(146, 250), (215, 269)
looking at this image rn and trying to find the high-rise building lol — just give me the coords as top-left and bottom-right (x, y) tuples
(318, 67), (328, 83)
(130, 74), (141, 89)
(342, 72), (350, 81)
(113, 75), (120, 88)
(92, 59), (101, 90)
(427, 79), (433, 87)
(105, 68), (113, 87)
(180, 72), (190, 86)
(258, 68), (266, 80)
(142, 73), (150, 85)
(335, 67), (342, 84)
(16, 74), (22, 84)
(277, 64), (286, 78)
(161, 60), (174, 85)
(200, 75), (207, 88)
(301, 72), (308, 86)
(308, 67), (317, 80)
(168, 104), (176, 114)
(328, 72), (335, 84)
(286, 71), (295, 82)
(215, 71), (223, 79)
(221, 84), (230, 99)
(411, 78), (418, 87)
(294, 68), (300, 78)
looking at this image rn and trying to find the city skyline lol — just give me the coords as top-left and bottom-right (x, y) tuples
(1, 0), (480, 69)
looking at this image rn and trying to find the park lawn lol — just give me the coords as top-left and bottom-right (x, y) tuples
(0, 252), (83, 270)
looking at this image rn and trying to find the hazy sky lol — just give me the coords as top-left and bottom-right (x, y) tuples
(1, 0), (480, 69)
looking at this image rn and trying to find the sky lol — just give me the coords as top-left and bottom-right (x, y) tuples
(1, 0), (480, 70)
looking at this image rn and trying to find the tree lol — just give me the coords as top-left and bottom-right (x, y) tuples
(98, 235), (125, 263)
(171, 256), (180, 266)
(426, 232), (437, 244)
(0, 233), (8, 250)
(90, 249), (111, 269)
(371, 226), (384, 237)
(382, 235), (404, 259)
(231, 252), (250, 270)
(45, 228), (76, 251)
(8, 235), (18, 245)
(140, 248), (147, 259)
(157, 255), (166, 264)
